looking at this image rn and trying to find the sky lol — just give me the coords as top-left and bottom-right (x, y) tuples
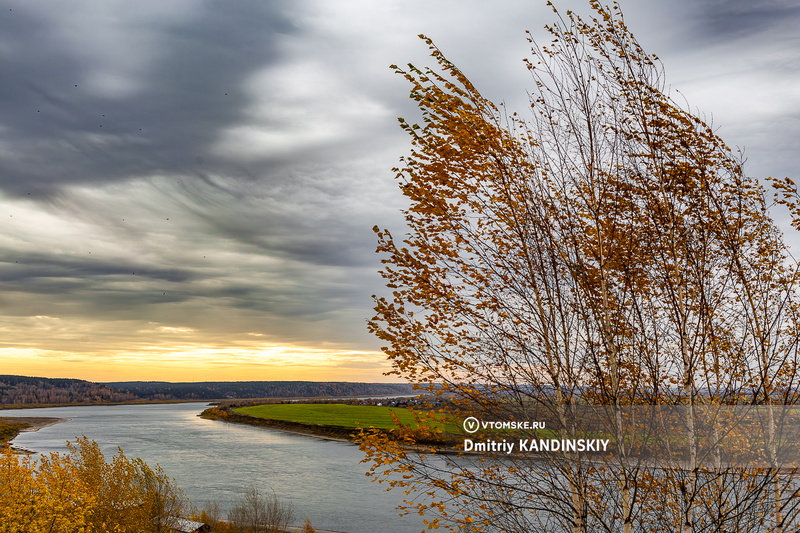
(0, 0), (798, 383)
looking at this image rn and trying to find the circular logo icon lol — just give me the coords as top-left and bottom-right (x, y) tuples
(463, 416), (480, 434)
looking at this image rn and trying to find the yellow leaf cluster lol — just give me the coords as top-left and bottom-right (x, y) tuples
(0, 437), (185, 533)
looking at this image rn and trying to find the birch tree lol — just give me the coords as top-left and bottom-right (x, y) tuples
(362, 2), (800, 531)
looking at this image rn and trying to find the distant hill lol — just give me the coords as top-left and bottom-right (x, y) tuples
(104, 380), (416, 401)
(0, 375), (137, 406)
(0, 375), (416, 406)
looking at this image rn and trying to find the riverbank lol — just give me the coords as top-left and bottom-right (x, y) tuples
(200, 405), (461, 452)
(201, 406), (358, 442)
(0, 416), (68, 451)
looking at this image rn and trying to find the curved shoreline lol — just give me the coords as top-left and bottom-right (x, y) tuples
(200, 407), (359, 442)
(18, 417), (70, 431)
(1, 416), (69, 453)
(200, 406), (461, 452)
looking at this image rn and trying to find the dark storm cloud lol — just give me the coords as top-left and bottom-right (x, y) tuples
(174, 170), (391, 268)
(0, 1), (293, 197)
(0, 252), (193, 285)
(695, 0), (800, 40)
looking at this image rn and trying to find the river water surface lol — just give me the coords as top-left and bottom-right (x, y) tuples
(3, 402), (422, 533)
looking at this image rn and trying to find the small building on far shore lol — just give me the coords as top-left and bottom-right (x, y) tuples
(169, 517), (212, 533)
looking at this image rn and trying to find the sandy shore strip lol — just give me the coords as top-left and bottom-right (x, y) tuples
(1, 416), (69, 453)
(10, 417), (70, 432)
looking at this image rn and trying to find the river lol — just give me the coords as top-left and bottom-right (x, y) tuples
(2, 402), (423, 533)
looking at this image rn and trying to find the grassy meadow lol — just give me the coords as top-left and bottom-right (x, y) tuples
(233, 403), (459, 433)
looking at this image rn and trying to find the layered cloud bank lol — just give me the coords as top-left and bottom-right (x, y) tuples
(0, 0), (797, 380)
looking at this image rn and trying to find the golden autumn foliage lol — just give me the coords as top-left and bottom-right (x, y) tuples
(0, 437), (185, 533)
(363, 1), (800, 532)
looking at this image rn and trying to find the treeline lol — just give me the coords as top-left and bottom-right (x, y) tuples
(0, 375), (137, 406)
(0, 375), (416, 406)
(104, 380), (415, 401)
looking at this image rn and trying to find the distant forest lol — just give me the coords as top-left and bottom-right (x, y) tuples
(0, 375), (137, 405)
(0, 375), (415, 406)
(105, 380), (416, 401)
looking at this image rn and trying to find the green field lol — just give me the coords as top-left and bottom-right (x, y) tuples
(234, 403), (458, 432)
